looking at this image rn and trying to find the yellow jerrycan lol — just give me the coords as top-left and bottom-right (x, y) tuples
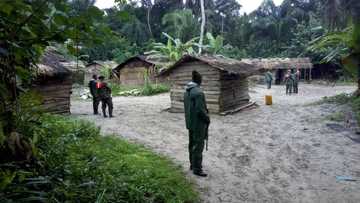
(265, 95), (272, 105)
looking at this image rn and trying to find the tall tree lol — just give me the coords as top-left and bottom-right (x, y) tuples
(198, 0), (205, 54)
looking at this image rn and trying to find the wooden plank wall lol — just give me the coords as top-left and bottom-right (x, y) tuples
(119, 64), (156, 85)
(32, 79), (72, 114)
(119, 66), (147, 85)
(219, 73), (250, 112)
(169, 61), (221, 113)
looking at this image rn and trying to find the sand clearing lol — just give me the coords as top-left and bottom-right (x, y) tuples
(71, 84), (360, 203)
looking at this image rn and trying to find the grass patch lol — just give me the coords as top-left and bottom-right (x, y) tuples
(317, 93), (353, 105)
(325, 112), (345, 122)
(1, 115), (198, 202)
(110, 83), (170, 96)
(317, 93), (360, 125)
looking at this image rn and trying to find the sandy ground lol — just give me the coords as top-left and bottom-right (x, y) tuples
(71, 84), (360, 203)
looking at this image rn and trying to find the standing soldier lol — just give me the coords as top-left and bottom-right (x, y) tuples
(184, 71), (210, 177)
(97, 76), (114, 118)
(88, 74), (99, 115)
(291, 69), (298, 94)
(284, 69), (293, 95)
(294, 69), (301, 94)
(265, 70), (273, 89)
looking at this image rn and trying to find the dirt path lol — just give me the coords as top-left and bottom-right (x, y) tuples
(71, 84), (360, 203)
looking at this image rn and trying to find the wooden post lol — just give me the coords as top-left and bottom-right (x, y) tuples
(309, 68), (312, 82)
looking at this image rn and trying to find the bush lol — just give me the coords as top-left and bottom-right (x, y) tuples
(0, 115), (198, 203)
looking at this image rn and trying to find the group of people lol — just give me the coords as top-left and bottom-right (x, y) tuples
(264, 69), (301, 94)
(284, 69), (301, 95)
(88, 74), (114, 118)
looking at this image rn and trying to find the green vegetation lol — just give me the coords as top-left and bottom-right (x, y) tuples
(318, 93), (360, 124)
(325, 112), (346, 122)
(0, 115), (198, 202)
(110, 83), (170, 97)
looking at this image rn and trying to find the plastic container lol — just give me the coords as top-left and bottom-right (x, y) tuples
(265, 95), (272, 105)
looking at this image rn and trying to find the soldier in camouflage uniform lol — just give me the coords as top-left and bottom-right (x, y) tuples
(284, 69), (293, 95)
(293, 69), (301, 94)
(184, 71), (210, 177)
(97, 76), (113, 118)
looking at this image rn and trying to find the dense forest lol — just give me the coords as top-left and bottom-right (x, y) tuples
(72, 0), (356, 65)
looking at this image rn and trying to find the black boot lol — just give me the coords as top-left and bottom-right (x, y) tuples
(193, 171), (207, 177)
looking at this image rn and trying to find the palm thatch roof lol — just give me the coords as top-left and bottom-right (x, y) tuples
(113, 55), (170, 73)
(159, 55), (261, 77)
(241, 58), (312, 70)
(85, 60), (105, 67)
(35, 47), (71, 80)
(113, 55), (154, 72)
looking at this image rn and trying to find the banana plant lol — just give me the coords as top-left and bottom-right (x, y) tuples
(201, 32), (224, 54)
(309, 23), (360, 95)
(147, 32), (199, 62)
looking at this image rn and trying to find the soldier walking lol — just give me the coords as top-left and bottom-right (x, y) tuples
(265, 70), (273, 89)
(88, 74), (99, 114)
(184, 71), (210, 177)
(97, 76), (114, 118)
(285, 69), (293, 95)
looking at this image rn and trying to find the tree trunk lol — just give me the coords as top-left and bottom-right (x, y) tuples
(147, 5), (153, 38)
(198, 0), (205, 54)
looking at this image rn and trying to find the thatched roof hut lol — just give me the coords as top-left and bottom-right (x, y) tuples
(159, 55), (261, 114)
(61, 61), (86, 85)
(32, 48), (72, 114)
(241, 58), (313, 84)
(112, 55), (169, 85)
(85, 61), (117, 83)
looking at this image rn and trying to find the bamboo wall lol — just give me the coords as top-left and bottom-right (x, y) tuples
(32, 78), (72, 114)
(169, 61), (221, 113)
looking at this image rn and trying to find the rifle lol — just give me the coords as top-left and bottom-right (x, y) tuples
(205, 124), (209, 151)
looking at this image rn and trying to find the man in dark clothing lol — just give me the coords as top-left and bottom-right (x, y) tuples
(184, 71), (210, 177)
(97, 76), (113, 118)
(88, 74), (99, 114)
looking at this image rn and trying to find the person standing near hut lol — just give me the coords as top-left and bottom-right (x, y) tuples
(184, 71), (210, 177)
(88, 74), (99, 114)
(265, 70), (273, 89)
(290, 69), (298, 94)
(293, 69), (301, 94)
(284, 69), (293, 95)
(97, 76), (114, 118)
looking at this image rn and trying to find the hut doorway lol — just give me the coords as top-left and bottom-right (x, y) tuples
(275, 69), (284, 85)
